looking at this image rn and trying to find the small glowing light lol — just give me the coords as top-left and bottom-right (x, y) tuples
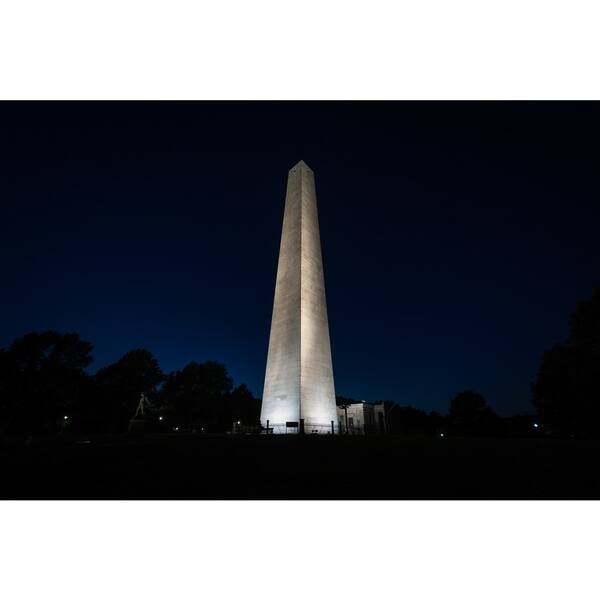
(439, 433), (445, 438)
(237, 421), (241, 425)
(159, 416), (163, 421)
(533, 423), (539, 428)
(63, 415), (69, 420)
(175, 427), (179, 431)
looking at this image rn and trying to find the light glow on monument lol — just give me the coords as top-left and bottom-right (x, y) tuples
(260, 161), (338, 434)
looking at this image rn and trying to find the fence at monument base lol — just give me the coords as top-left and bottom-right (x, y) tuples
(262, 421), (339, 435)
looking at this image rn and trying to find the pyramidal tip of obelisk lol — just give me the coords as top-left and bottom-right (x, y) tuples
(291, 159), (311, 170)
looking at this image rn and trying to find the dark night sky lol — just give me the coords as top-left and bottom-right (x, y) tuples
(1, 102), (599, 415)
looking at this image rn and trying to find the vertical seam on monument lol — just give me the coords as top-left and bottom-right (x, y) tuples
(298, 164), (303, 423)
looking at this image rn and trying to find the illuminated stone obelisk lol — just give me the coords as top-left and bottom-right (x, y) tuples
(261, 160), (338, 434)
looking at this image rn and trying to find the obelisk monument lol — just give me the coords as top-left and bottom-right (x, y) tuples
(261, 161), (337, 434)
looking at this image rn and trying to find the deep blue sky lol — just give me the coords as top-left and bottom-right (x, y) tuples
(1, 102), (599, 415)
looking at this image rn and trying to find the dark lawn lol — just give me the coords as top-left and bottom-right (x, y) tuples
(2, 434), (599, 499)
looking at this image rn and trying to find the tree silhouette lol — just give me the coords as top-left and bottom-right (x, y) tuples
(94, 349), (164, 433)
(533, 287), (600, 433)
(0, 331), (93, 434)
(160, 361), (233, 432)
(450, 390), (487, 417)
(336, 395), (355, 434)
(225, 383), (260, 428)
(384, 403), (440, 436)
(449, 390), (498, 436)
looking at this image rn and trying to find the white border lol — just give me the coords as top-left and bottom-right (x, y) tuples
(1, 501), (599, 600)
(1, 1), (599, 597)
(0, 0), (599, 99)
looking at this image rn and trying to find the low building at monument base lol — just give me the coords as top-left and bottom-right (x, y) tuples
(337, 401), (387, 435)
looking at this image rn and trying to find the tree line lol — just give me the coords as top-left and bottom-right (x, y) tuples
(337, 390), (535, 438)
(336, 288), (599, 438)
(0, 287), (598, 438)
(0, 335), (259, 436)
(384, 287), (599, 438)
(533, 287), (600, 436)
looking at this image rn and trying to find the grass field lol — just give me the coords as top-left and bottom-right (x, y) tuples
(3, 433), (600, 499)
